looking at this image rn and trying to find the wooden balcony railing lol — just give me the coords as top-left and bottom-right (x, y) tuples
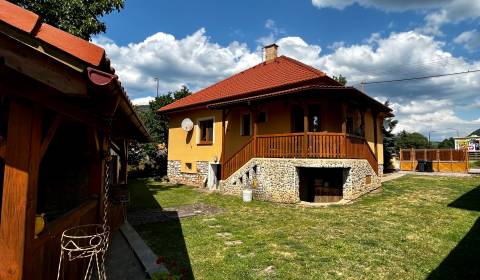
(221, 132), (378, 180)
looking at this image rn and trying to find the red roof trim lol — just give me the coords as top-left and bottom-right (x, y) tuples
(0, 0), (105, 66)
(36, 24), (105, 66)
(0, 0), (40, 33)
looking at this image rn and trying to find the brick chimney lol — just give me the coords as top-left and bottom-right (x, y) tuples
(264, 43), (278, 62)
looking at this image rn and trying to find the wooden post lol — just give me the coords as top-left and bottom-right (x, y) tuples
(411, 148), (415, 171)
(0, 101), (42, 280)
(341, 103), (347, 134)
(372, 112), (378, 157)
(252, 108), (258, 157)
(436, 149), (440, 172)
(302, 104), (308, 157)
(450, 149), (453, 172)
(465, 149), (469, 173)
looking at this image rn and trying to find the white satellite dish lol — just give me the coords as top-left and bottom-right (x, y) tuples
(181, 118), (194, 132)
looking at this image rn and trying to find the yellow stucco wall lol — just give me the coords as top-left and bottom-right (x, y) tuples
(167, 109), (223, 172)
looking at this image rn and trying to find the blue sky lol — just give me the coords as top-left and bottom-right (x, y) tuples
(95, 0), (480, 140)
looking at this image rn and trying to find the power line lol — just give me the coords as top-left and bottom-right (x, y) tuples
(359, 69), (480, 85)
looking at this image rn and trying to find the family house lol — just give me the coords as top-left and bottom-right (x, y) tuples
(160, 44), (393, 203)
(0, 1), (149, 279)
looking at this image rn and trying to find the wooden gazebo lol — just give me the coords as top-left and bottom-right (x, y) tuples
(0, 1), (149, 279)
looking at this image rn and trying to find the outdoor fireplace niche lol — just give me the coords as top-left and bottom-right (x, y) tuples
(298, 167), (348, 203)
(37, 119), (93, 222)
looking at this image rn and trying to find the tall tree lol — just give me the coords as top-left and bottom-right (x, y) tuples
(9, 0), (124, 40)
(395, 130), (430, 152)
(437, 137), (455, 149)
(382, 101), (398, 170)
(333, 74), (347, 86)
(129, 86), (192, 177)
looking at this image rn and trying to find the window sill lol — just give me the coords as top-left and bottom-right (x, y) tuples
(198, 142), (213, 146)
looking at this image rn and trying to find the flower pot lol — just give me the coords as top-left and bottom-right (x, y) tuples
(242, 189), (252, 202)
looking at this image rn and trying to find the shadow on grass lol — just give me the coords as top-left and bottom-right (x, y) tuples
(428, 186), (480, 280)
(128, 180), (194, 279)
(448, 186), (480, 212)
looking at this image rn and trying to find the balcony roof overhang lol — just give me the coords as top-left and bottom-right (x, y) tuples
(207, 84), (394, 117)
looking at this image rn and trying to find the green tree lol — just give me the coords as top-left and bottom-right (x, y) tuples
(469, 128), (480, 136)
(10, 0), (124, 40)
(333, 74), (347, 86)
(395, 130), (430, 152)
(129, 86), (192, 177)
(437, 137), (455, 149)
(382, 101), (398, 170)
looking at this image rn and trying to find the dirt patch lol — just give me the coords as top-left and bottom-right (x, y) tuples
(128, 203), (225, 226)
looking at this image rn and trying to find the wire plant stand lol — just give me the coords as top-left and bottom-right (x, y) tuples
(57, 142), (113, 280)
(57, 224), (110, 280)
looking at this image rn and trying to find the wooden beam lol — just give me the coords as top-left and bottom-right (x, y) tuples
(0, 68), (106, 129)
(39, 114), (62, 160)
(119, 139), (128, 184)
(0, 101), (42, 280)
(0, 32), (88, 96)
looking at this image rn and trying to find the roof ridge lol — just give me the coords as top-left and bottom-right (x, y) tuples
(278, 55), (326, 77)
(188, 59), (268, 96)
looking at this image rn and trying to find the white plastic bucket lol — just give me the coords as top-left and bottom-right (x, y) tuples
(242, 189), (252, 202)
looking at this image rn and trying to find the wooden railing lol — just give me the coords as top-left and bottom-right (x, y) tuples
(221, 132), (379, 180)
(222, 138), (255, 180)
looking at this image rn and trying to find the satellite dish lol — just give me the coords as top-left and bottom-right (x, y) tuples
(383, 119), (390, 130)
(181, 118), (194, 132)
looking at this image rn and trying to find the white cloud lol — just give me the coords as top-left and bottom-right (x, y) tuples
(454, 29), (480, 52)
(93, 28), (261, 97)
(95, 28), (479, 139)
(131, 96), (155, 106)
(311, 0), (480, 36)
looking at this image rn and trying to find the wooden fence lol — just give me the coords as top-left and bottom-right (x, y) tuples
(399, 148), (469, 173)
(221, 132), (378, 180)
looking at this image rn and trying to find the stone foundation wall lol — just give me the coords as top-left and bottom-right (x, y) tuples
(167, 160), (209, 187)
(221, 158), (381, 203)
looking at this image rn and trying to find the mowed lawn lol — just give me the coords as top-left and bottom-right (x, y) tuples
(128, 175), (480, 280)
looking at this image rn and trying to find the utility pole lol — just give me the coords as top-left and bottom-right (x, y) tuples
(154, 77), (159, 98)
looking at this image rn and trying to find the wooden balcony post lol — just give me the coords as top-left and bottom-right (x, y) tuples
(252, 109), (258, 157)
(341, 103), (347, 134)
(302, 104), (308, 157)
(372, 111), (378, 157)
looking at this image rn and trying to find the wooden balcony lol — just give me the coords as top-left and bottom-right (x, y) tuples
(221, 132), (378, 180)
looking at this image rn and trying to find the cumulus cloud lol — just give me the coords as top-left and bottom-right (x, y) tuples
(454, 29), (480, 52)
(95, 28), (479, 139)
(93, 28), (261, 97)
(311, 0), (480, 36)
(131, 96), (155, 106)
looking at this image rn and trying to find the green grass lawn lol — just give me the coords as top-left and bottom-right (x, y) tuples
(128, 176), (480, 280)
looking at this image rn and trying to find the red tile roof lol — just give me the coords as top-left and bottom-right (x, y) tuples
(0, 0), (150, 141)
(159, 56), (339, 112)
(0, 0), (105, 66)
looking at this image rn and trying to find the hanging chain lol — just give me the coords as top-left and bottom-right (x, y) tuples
(100, 134), (112, 280)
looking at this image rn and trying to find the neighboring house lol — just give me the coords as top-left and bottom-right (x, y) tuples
(159, 44), (393, 203)
(0, 1), (149, 279)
